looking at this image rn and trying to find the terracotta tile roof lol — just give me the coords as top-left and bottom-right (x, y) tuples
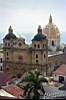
(0, 89), (16, 98)
(0, 72), (12, 86)
(53, 64), (66, 76)
(3, 85), (24, 98)
(0, 96), (16, 99)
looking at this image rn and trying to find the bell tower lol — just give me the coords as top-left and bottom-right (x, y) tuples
(32, 25), (48, 75)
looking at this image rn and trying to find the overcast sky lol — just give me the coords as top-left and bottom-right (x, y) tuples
(0, 0), (66, 33)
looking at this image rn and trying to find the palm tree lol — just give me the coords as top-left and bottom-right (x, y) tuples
(20, 69), (48, 99)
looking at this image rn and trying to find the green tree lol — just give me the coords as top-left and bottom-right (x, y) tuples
(21, 69), (48, 99)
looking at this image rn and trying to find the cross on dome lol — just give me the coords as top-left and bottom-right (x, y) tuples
(49, 14), (52, 23)
(37, 25), (42, 34)
(8, 26), (13, 33)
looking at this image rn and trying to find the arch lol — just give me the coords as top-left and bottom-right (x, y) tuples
(38, 44), (40, 48)
(52, 40), (54, 46)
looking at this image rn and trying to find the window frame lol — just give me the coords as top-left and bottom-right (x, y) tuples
(34, 44), (36, 48)
(36, 54), (38, 58)
(52, 40), (54, 46)
(38, 44), (40, 48)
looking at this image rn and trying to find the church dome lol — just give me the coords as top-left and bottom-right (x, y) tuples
(4, 26), (17, 40)
(43, 14), (60, 39)
(32, 25), (47, 41)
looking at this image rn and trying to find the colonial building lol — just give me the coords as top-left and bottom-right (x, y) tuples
(3, 25), (48, 76)
(43, 14), (60, 51)
(0, 50), (3, 71)
(53, 64), (66, 83)
(3, 15), (66, 77)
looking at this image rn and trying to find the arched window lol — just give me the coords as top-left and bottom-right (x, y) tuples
(52, 40), (54, 46)
(13, 42), (16, 47)
(0, 66), (3, 71)
(38, 44), (40, 48)
(7, 52), (8, 56)
(0, 58), (2, 63)
(44, 54), (45, 58)
(7, 57), (9, 60)
(34, 44), (36, 48)
(8, 43), (10, 46)
(19, 42), (22, 47)
(36, 54), (38, 58)
(6, 67), (9, 70)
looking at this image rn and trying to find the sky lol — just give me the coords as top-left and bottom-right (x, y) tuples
(0, 0), (66, 34)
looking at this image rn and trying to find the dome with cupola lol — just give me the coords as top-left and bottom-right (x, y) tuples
(43, 14), (60, 51)
(32, 25), (47, 41)
(43, 14), (60, 39)
(4, 26), (17, 40)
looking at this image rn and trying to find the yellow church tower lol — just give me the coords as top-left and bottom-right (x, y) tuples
(32, 25), (48, 75)
(3, 26), (17, 74)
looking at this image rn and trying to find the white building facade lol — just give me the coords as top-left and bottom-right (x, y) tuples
(52, 64), (66, 83)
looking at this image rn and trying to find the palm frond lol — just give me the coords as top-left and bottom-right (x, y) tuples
(22, 73), (34, 82)
(40, 85), (45, 94)
(27, 86), (34, 97)
(20, 69), (48, 99)
(32, 89), (40, 99)
(23, 83), (30, 96)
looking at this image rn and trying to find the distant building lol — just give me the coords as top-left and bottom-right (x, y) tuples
(43, 14), (60, 51)
(53, 64), (66, 83)
(0, 51), (3, 71)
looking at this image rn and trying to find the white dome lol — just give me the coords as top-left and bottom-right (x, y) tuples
(43, 15), (60, 39)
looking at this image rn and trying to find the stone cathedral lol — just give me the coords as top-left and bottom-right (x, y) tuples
(3, 15), (65, 77)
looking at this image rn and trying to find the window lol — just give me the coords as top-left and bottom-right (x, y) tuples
(36, 54), (38, 58)
(34, 44), (36, 48)
(8, 43), (10, 46)
(7, 57), (9, 60)
(44, 54), (45, 58)
(59, 76), (64, 83)
(0, 66), (2, 71)
(13, 42), (16, 45)
(7, 52), (8, 56)
(38, 44), (40, 48)
(19, 42), (22, 47)
(13, 42), (16, 47)
(52, 40), (54, 46)
(36, 60), (38, 63)
(0, 58), (2, 63)
(6, 67), (9, 70)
